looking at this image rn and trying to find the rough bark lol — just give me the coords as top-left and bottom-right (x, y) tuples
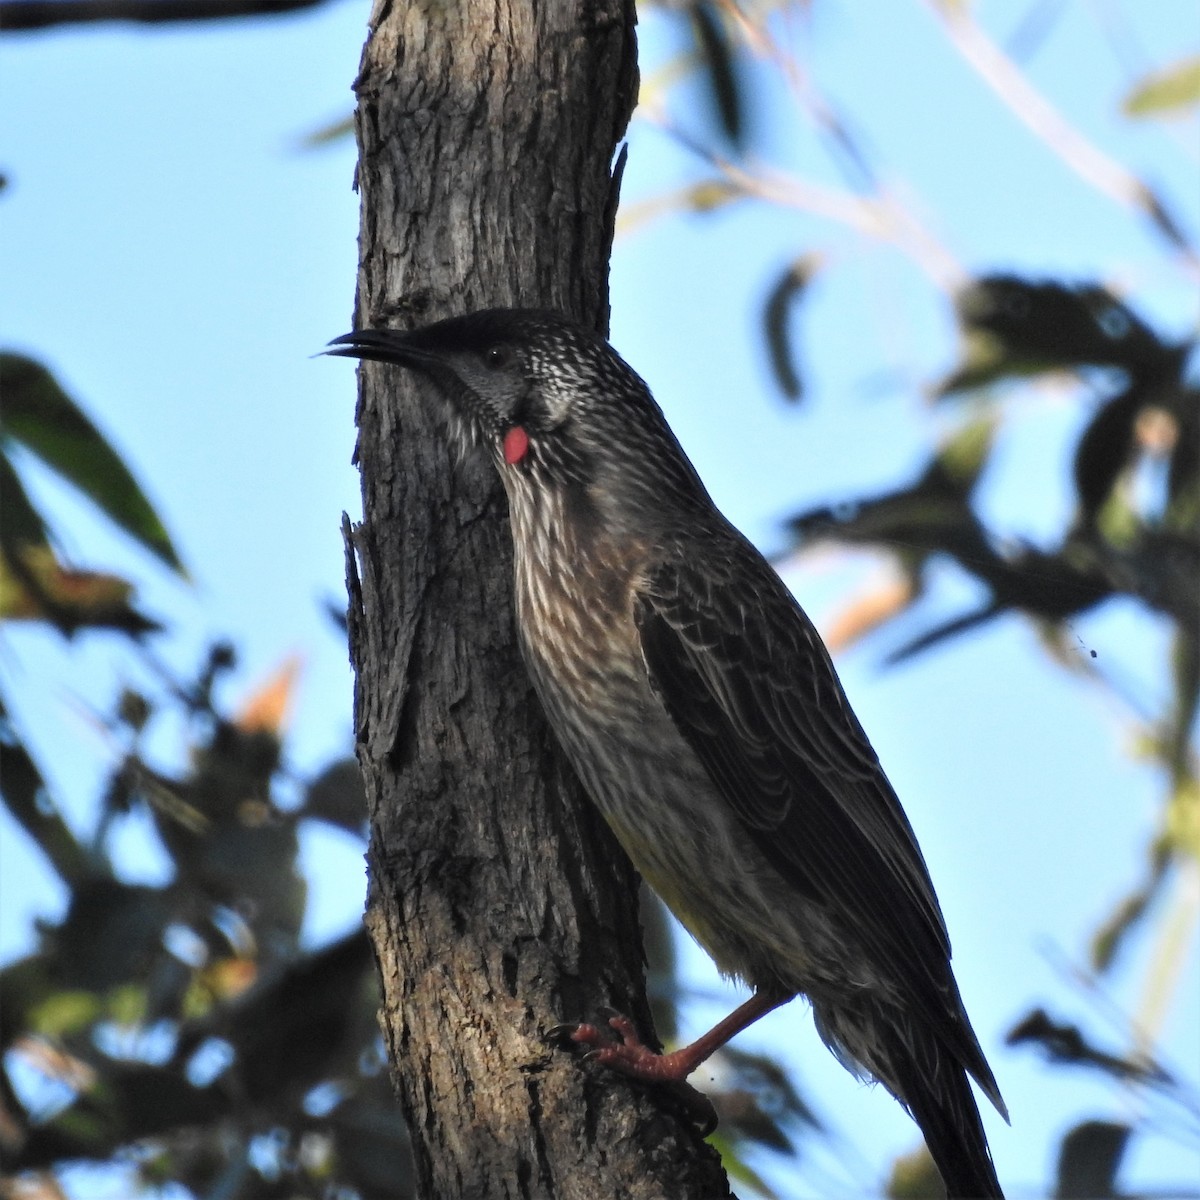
(346, 3), (732, 1197)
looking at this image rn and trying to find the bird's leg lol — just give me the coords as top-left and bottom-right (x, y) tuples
(564, 989), (793, 1084)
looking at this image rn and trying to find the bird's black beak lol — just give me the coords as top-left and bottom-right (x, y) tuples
(325, 329), (439, 369)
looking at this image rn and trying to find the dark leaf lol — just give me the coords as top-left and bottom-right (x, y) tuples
(0, 353), (184, 575)
(690, 2), (746, 149)
(164, 807), (305, 941)
(1072, 386), (1144, 529)
(0, 452), (49, 547)
(710, 1045), (822, 1149)
(327, 1078), (416, 1200)
(886, 543), (1113, 665)
(9, 1060), (228, 1172)
(0, 953), (57, 1050)
(1006, 1007), (1172, 1087)
(323, 593), (350, 635)
(707, 1138), (781, 1200)
(640, 884), (679, 1044)
(1124, 528), (1200, 628)
(0, 696), (94, 886)
(116, 688), (153, 733)
(788, 415), (998, 569)
(1165, 384), (1200, 520)
(938, 276), (1166, 394)
(883, 605), (1002, 666)
(969, 542), (1112, 621)
(788, 481), (993, 566)
(1053, 1120), (1130, 1199)
(51, 878), (176, 992)
(176, 931), (375, 1104)
(303, 758), (367, 834)
(763, 255), (821, 402)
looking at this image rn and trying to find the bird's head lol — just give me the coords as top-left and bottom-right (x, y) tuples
(327, 308), (709, 529)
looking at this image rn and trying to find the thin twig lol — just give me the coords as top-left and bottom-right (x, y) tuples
(720, 1), (967, 290)
(639, 101), (966, 289)
(925, 0), (1198, 266)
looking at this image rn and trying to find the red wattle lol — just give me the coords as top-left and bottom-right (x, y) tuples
(503, 426), (530, 464)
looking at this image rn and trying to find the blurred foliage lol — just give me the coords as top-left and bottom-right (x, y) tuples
(783, 275), (1200, 1022)
(0, 629), (815, 1196)
(0, 642), (410, 1197)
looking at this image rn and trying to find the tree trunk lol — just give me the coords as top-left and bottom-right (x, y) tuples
(346, 3), (732, 1197)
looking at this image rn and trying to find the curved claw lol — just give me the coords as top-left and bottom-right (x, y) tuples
(549, 1009), (722, 1138)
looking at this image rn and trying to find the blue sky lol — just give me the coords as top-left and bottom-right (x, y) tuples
(1, 1), (1197, 1196)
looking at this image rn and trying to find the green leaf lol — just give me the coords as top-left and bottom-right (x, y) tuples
(0, 453), (49, 548)
(1089, 876), (1159, 972)
(28, 989), (104, 1038)
(1123, 55), (1200, 118)
(0, 353), (185, 576)
(931, 413), (997, 492)
(298, 112), (355, 149)
(887, 1143), (945, 1198)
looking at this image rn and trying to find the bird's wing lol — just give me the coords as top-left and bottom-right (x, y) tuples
(634, 533), (955, 1009)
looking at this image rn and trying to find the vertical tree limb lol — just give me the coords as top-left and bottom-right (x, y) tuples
(347, 4), (732, 1195)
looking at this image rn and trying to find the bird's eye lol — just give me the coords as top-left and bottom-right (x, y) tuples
(484, 345), (509, 369)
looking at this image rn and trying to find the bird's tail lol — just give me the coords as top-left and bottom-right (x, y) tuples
(885, 1016), (1004, 1200)
(818, 1000), (1005, 1199)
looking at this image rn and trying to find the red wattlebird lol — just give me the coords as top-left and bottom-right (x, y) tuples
(329, 309), (1008, 1198)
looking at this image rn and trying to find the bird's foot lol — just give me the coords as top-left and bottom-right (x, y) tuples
(548, 1012), (719, 1135)
(559, 1013), (698, 1082)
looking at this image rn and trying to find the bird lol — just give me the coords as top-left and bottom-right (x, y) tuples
(328, 308), (1008, 1199)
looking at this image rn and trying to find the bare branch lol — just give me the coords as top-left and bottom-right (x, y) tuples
(0, 0), (330, 31)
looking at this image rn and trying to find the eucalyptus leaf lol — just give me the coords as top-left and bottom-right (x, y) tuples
(0, 353), (184, 575)
(1123, 55), (1200, 118)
